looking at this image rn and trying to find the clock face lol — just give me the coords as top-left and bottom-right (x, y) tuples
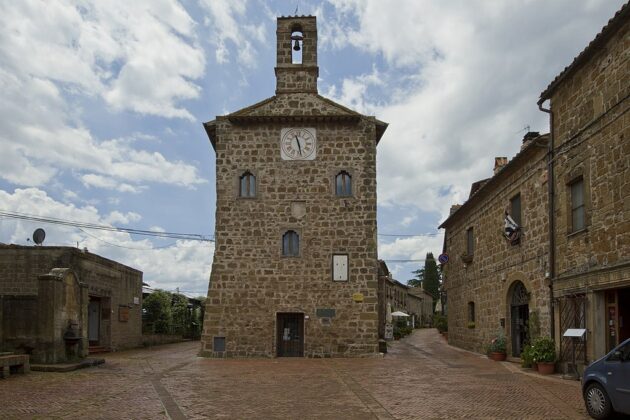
(280, 128), (316, 160)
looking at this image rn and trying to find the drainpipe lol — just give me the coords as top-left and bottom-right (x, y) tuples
(538, 99), (555, 342)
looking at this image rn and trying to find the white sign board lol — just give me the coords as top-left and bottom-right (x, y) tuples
(563, 328), (586, 338)
(333, 254), (348, 281)
(384, 324), (394, 341)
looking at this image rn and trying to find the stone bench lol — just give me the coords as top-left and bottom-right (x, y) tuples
(0, 354), (30, 378)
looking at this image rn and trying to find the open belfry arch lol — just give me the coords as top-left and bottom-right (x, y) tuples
(200, 15), (387, 357)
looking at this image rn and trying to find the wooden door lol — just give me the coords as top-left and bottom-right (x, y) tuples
(276, 313), (304, 357)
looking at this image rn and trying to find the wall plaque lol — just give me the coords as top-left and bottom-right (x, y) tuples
(352, 293), (364, 303)
(118, 305), (130, 322)
(316, 308), (336, 318)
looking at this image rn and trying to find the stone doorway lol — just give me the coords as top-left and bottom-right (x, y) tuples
(276, 313), (304, 357)
(510, 281), (529, 357)
(88, 297), (101, 345)
(606, 287), (630, 352)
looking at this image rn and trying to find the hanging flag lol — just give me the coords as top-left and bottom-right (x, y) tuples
(504, 210), (521, 245)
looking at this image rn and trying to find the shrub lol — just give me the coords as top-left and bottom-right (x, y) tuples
(433, 314), (448, 333)
(520, 343), (535, 368)
(532, 337), (556, 363)
(143, 290), (173, 334)
(487, 330), (507, 353)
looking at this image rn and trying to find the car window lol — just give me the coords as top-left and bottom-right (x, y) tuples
(607, 342), (630, 362)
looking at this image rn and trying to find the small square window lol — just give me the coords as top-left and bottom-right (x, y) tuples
(213, 336), (226, 352)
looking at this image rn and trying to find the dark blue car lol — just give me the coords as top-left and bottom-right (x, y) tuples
(582, 338), (630, 419)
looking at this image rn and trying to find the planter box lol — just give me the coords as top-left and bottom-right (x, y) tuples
(489, 352), (506, 361)
(537, 362), (555, 375)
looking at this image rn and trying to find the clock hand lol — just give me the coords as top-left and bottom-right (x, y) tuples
(294, 135), (302, 156)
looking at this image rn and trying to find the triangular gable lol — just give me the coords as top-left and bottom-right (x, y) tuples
(229, 94), (361, 118)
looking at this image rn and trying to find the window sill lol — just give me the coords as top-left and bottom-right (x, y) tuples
(461, 254), (473, 264)
(236, 196), (258, 200)
(567, 228), (588, 239)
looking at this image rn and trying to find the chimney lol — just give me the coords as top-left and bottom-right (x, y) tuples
(521, 131), (540, 150)
(449, 204), (462, 215)
(494, 157), (508, 175)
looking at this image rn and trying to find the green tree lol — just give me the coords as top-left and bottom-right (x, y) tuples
(407, 267), (424, 287)
(423, 253), (440, 305)
(409, 253), (441, 306)
(171, 293), (190, 335)
(143, 290), (172, 334)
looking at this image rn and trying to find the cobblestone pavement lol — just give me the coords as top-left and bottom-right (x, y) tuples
(0, 329), (591, 419)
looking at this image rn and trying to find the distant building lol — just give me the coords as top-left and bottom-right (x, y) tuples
(200, 15), (387, 357)
(538, 3), (629, 365)
(377, 260), (434, 336)
(439, 133), (551, 355)
(0, 245), (143, 363)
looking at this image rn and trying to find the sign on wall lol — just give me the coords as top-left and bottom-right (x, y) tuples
(333, 254), (348, 281)
(118, 305), (130, 322)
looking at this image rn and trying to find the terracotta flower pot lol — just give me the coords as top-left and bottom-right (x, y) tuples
(537, 362), (555, 375)
(532, 362), (538, 371)
(489, 352), (507, 361)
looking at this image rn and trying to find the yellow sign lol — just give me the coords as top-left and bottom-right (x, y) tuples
(352, 293), (364, 302)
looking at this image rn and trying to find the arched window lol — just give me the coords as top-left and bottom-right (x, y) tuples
(335, 171), (352, 196)
(282, 230), (299, 256)
(239, 171), (255, 197)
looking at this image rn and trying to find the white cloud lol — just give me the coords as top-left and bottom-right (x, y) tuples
(198, 0), (266, 66)
(323, 0), (624, 222)
(104, 210), (142, 225)
(0, 0), (205, 119)
(379, 235), (444, 262)
(0, 188), (212, 294)
(0, 1), (208, 191)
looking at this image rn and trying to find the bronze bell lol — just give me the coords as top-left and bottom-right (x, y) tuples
(293, 39), (301, 51)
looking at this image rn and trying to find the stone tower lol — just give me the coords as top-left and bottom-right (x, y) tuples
(201, 16), (388, 358)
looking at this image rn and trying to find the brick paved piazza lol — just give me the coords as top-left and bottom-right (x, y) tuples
(0, 329), (589, 419)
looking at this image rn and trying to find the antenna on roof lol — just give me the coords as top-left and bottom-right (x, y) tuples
(32, 228), (46, 246)
(294, 1), (299, 15)
(515, 125), (530, 134)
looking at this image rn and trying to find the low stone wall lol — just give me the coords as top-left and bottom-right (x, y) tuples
(141, 334), (188, 347)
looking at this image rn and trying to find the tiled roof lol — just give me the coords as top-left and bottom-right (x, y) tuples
(539, 2), (630, 102)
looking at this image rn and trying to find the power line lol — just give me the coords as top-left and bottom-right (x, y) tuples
(0, 210), (213, 242)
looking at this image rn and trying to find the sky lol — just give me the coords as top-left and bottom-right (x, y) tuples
(0, 0), (625, 296)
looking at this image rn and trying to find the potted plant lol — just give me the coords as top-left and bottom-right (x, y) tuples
(532, 337), (556, 374)
(520, 343), (534, 368)
(487, 331), (507, 361)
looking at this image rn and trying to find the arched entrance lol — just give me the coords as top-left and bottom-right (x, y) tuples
(510, 281), (529, 357)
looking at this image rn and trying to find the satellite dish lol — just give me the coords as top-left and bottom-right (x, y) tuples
(32, 228), (46, 245)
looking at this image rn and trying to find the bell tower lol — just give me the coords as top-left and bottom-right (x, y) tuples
(275, 16), (318, 94)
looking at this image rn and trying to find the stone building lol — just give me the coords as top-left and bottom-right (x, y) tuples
(439, 133), (552, 356)
(0, 245), (143, 363)
(200, 16), (387, 357)
(377, 260), (433, 337)
(538, 4), (629, 365)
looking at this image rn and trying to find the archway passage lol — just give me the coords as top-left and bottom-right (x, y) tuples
(510, 281), (529, 357)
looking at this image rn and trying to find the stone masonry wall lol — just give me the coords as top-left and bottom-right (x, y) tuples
(0, 246), (143, 351)
(442, 142), (551, 355)
(546, 16), (629, 361)
(550, 17), (629, 292)
(201, 116), (380, 357)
